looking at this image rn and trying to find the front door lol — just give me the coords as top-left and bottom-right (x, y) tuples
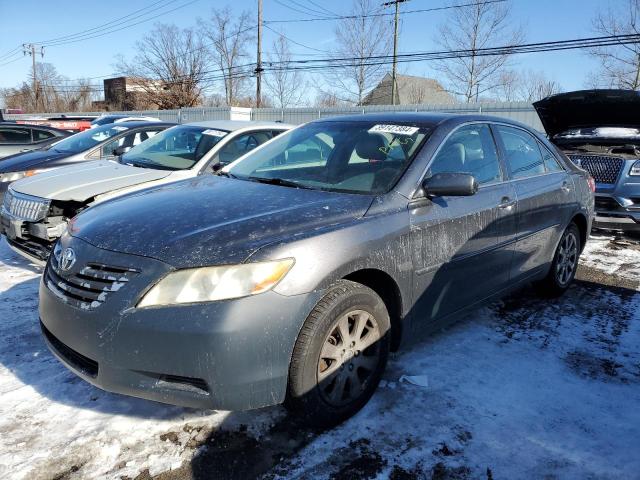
(410, 123), (517, 327)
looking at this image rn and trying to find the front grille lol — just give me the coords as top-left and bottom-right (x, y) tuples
(41, 321), (98, 377)
(594, 196), (621, 212)
(45, 257), (138, 310)
(2, 189), (51, 221)
(567, 155), (625, 184)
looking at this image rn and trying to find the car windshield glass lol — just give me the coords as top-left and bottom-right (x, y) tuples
(121, 125), (228, 170)
(227, 121), (429, 194)
(49, 124), (130, 153)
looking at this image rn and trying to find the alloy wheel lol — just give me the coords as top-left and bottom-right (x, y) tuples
(556, 231), (578, 286)
(317, 309), (382, 407)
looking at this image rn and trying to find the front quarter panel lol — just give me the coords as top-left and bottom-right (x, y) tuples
(248, 195), (413, 312)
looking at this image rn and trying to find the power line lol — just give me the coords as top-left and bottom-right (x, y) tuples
(38, 0), (200, 48)
(32, 0), (176, 46)
(265, 0), (506, 23)
(18, 33), (640, 91)
(263, 24), (332, 53)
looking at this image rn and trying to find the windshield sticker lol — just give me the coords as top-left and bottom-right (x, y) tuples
(202, 129), (227, 137)
(369, 124), (419, 136)
(112, 126), (129, 132)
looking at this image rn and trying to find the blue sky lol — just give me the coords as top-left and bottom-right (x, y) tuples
(0, 0), (612, 98)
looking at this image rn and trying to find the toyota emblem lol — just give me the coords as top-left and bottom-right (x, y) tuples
(58, 248), (76, 272)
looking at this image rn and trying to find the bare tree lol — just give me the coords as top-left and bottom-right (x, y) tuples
(329, 0), (392, 105)
(433, 0), (524, 102)
(1, 63), (97, 113)
(497, 69), (562, 102)
(264, 33), (306, 108)
(117, 23), (209, 109)
(314, 90), (347, 107)
(199, 7), (255, 106)
(588, 0), (640, 90)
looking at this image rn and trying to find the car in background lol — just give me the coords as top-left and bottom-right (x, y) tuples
(38, 113), (593, 426)
(0, 121), (173, 204)
(90, 114), (162, 128)
(0, 123), (70, 159)
(534, 89), (640, 232)
(2, 120), (290, 263)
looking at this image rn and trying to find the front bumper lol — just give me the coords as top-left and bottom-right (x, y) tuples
(39, 235), (321, 410)
(592, 194), (640, 231)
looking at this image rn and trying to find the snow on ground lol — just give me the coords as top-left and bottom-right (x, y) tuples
(1, 234), (639, 480)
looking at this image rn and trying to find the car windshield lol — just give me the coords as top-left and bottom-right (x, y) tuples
(226, 121), (429, 194)
(120, 125), (229, 170)
(49, 124), (130, 153)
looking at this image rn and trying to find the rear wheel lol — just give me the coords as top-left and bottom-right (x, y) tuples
(537, 222), (581, 297)
(285, 280), (390, 427)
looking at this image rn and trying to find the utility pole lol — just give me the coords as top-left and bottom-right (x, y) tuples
(256, 0), (263, 108)
(383, 0), (407, 105)
(23, 43), (44, 112)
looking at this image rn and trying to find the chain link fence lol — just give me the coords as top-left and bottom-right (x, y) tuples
(4, 102), (544, 131)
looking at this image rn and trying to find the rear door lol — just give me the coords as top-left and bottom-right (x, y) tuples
(410, 123), (517, 326)
(493, 124), (573, 283)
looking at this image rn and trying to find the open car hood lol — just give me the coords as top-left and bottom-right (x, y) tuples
(10, 160), (173, 202)
(533, 89), (640, 138)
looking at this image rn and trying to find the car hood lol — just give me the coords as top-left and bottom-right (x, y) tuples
(533, 89), (640, 138)
(70, 176), (374, 268)
(0, 149), (71, 172)
(11, 160), (173, 201)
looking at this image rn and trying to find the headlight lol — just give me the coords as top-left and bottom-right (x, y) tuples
(0, 170), (40, 183)
(631, 160), (640, 176)
(137, 259), (294, 308)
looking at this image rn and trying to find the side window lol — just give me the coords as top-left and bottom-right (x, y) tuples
(0, 127), (31, 144)
(100, 131), (141, 158)
(538, 141), (565, 173)
(216, 131), (273, 166)
(33, 129), (55, 142)
(496, 125), (546, 179)
(427, 124), (502, 185)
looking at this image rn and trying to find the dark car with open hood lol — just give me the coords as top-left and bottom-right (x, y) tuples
(39, 113), (593, 426)
(534, 89), (640, 232)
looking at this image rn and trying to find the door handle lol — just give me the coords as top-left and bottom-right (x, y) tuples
(561, 181), (571, 193)
(498, 197), (516, 210)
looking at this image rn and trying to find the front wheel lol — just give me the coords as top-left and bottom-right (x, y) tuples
(285, 280), (390, 427)
(537, 222), (581, 297)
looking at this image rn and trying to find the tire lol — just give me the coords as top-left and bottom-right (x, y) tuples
(536, 222), (581, 297)
(285, 280), (391, 428)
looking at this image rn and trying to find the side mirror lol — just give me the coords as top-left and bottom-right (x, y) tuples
(422, 173), (478, 197)
(112, 145), (131, 156)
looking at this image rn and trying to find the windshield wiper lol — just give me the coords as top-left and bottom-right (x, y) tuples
(217, 170), (238, 178)
(247, 176), (313, 189)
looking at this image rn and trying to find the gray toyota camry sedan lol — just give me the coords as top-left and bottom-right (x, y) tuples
(39, 113), (594, 426)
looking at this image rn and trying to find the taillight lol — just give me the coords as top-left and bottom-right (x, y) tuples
(587, 176), (596, 193)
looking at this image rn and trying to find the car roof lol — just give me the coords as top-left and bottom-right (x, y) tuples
(100, 121), (176, 129)
(183, 120), (293, 131)
(310, 112), (533, 130)
(0, 122), (71, 134)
